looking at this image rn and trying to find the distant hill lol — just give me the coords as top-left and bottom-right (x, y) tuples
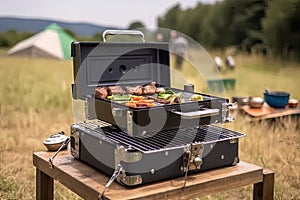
(0, 17), (119, 36)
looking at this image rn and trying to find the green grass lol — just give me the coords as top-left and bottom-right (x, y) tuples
(0, 50), (300, 199)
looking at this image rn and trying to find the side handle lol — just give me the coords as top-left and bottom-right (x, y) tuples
(171, 109), (219, 119)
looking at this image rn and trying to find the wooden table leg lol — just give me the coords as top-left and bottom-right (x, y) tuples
(253, 169), (275, 200)
(36, 168), (53, 200)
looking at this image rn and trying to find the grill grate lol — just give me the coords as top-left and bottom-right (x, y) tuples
(76, 120), (244, 153)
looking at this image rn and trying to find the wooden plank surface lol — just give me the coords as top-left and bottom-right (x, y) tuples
(241, 105), (300, 121)
(33, 151), (263, 200)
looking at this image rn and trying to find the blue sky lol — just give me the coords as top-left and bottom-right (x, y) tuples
(0, 0), (219, 28)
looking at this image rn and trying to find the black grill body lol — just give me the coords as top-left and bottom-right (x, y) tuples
(71, 121), (243, 186)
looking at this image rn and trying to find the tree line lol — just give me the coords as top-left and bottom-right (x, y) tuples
(1, 0), (299, 60)
(158, 0), (300, 59)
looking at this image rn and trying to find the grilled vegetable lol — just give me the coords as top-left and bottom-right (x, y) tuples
(110, 94), (132, 101)
(190, 94), (203, 101)
(165, 89), (175, 94)
(132, 96), (144, 101)
(125, 102), (137, 108)
(157, 93), (172, 100)
(175, 92), (183, 98)
(125, 99), (155, 108)
(157, 91), (184, 104)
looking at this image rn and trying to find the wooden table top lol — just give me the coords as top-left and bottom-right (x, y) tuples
(33, 151), (263, 200)
(229, 104), (300, 122)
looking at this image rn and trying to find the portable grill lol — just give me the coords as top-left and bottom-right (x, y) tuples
(69, 30), (245, 187)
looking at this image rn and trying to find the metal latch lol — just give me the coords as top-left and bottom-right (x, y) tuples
(182, 143), (204, 188)
(184, 143), (204, 170)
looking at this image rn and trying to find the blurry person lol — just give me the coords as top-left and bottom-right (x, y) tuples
(225, 56), (235, 70)
(156, 33), (164, 42)
(214, 56), (223, 71)
(169, 30), (189, 69)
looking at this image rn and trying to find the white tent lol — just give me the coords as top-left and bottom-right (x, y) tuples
(7, 23), (74, 59)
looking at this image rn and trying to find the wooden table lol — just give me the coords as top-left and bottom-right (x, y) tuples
(33, 151), (274, 200)
(229, 104), (300, 122)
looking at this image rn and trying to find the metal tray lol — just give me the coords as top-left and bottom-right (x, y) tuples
(71, 30), (231, 136)
(88, 87), (228, 136)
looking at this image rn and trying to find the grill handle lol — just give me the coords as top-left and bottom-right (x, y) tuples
(171, 108), (219, 119)
(102, 30), (145, 42)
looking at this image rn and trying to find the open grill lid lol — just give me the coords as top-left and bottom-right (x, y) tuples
(71, 41), (170, 99)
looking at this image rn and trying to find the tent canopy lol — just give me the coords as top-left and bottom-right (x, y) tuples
(8, 23), (75, 60)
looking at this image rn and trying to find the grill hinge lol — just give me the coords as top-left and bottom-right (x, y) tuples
(70, 127), (80, 159)
(222, 103), (235, 123)
(117, 170), (143, 186)
(115, 146), (142, 167)
(114, 145), (143, 186)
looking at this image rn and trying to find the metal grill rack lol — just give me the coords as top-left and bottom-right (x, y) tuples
(76, 120), (244, 153)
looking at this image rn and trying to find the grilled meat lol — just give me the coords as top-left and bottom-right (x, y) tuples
(155, 87), (166, 93)
(126, 85), (143, 95)
(107, 86), (124, 96)
(155, 98), (171, 104)
(146, 96), (170, 104)
(143, 82), (156, 95)
(95, 87), (108, 99)
(126, 86), (135, 94)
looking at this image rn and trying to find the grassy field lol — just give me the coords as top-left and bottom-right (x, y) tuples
(0, 49), (299, 200)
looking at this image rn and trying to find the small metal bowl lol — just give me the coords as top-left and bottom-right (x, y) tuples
(44, 131), (69, 151)
(232, 96), (249, 106)
(288, 99), (299, 108)
(249, 97), (264, 108)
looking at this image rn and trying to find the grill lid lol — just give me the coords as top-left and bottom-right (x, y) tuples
(71, 42), (170, 99)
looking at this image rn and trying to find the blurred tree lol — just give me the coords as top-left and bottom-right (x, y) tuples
(0, 30), (34, 47)
(157, 4), (181, 30)
(128, 21), (145, 30)
(64, 29), (77, 39)
(199, 2), (225, 47)
(92, 32), (103, 41)
(219, 0), (267, 52)
(157, 0), (267, 51)
(178, 3), (211, 41)
(263, 0), (300, 58)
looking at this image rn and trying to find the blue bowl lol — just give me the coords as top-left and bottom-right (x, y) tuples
(264, 92), (290, 108)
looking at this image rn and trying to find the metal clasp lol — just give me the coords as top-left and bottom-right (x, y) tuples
(98, 164), (123, 200)
(182, 143), (204, 189)
(48, 138), (70, 169)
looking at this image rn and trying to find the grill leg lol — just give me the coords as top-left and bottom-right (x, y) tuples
(36, 168), (53, 200)
(253, 169), (275, 200)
